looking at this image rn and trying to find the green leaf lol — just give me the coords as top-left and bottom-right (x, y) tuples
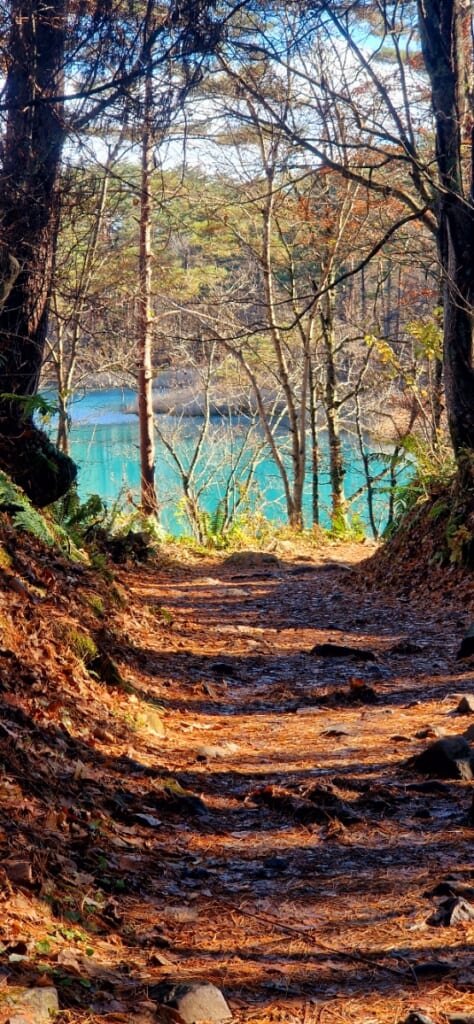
(35, 939), (52, 954)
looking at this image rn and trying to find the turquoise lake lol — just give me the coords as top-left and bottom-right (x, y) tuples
(54, 388), (404, 536)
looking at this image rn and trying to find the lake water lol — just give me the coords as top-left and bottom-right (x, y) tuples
(54, 388), (403, 536)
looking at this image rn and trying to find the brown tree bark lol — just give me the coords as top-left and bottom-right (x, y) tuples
(417, 0), (474, 463)
(0, 0), (77, 504)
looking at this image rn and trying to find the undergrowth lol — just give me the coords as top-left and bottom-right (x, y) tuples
(385, 434), (456, 532)
(0, 471), (86, 561)
(0, 469), (366, 565)
(3, 439), (474, 573)
(375, 441), (474, 577)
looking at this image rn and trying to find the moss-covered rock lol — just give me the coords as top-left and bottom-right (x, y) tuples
(0, 424), (77, 507)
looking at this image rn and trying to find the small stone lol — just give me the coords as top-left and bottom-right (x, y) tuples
(0, 986), (58, 1024)
(134, 813), (162, 828)
(141, 707), (166, 736)
(149, 982), (232, 1023)
(404, 1013), (436, 1024)
(408, 736), (474, 780)
(456, 695), (474, 714)
(427, 896), (474, 926)
(195, 743), (238, 760)
(1, 859), (33, 885)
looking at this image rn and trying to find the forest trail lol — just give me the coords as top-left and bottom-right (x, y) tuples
(1, 537), (474, 1024)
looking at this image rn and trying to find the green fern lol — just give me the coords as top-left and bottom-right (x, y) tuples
(207, 499), (227, 538)
(199, 498), (228, 547)
(0, 471), (86, 560)
(12, 509), (57, 547)
(0, 392), (57, 423)
(0, 471), (28, 510)
(0, 471), (55, 542)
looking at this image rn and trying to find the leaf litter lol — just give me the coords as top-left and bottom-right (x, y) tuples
(0, 529), (473, 1023)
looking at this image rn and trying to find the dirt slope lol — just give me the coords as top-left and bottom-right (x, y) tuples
(0, 528), (474, 1024)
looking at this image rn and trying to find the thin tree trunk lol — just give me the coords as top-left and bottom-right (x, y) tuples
(137, 43), (159, 517)
(53, 323), (72, 456)
(255, 119), (304, 530)
(308, 359), (319, 527)
(354, 392), (378, 539)
(430, 356), (443, 447)
(319, 289), (347, 529)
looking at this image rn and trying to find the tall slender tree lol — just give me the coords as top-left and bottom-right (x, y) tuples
(137, 5), (159, 517)
(0, 0), (230, 504)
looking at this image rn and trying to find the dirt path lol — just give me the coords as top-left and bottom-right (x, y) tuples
(108, 544), (474, 1024)
(2, 539), (474, 1024)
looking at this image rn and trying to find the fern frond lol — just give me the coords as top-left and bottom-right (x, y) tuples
(12, 509), (56, 546)
(0, 470), (87, 560)
(209, 499), (226, 537)
(0, 470), (30, 511)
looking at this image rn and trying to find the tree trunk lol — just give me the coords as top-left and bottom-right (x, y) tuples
(53, 322), (72, 457)
(319, 290), (347, 529)
(137, 42), (159, 518)
(0, 0), (76, 504)
(430, 355), (444, 448)
(439, 200), (474, 458)
(308, 359), (319, 527)
(417, 0), (474, 464)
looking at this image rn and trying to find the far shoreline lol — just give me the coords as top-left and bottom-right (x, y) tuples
(40, 371), (430, 444)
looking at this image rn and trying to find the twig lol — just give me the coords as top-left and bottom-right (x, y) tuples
(215, 895), (406, 978)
